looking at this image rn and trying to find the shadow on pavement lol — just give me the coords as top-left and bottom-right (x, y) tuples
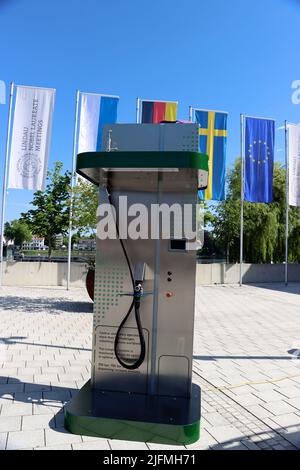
(1, 377), (300, 449)
(0, 376), (80, 435)
(0, 336), (91, 352)
(247, 283), (300, 296)
(209, 425), (300, 450)
(0, 296), (93, 314)
(193, 354), (296, 361)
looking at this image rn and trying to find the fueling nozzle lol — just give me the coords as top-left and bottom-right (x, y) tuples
(134, 262), (145, 285)
(134, 283), (143, 307)
(133, 262), (146, 307)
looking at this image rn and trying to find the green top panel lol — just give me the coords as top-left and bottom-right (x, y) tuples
(76, 151), (208, 185)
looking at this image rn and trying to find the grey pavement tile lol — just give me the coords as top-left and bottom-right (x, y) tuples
(225, 385), (257, 396)
(18, 367), (42, 375)
(276, 386), (300, 399)
(8, 375), (34, 384)
(1, 403), (33, 417)
(26, 361), (48, 368)
(33, 402), (63, 415)
(186, 430), (218, 450)
(7, 429), (45, 450)
(0, 393), (14, 405)
(35, 444), (73, 450)
(233, 393), (264, 407)
(146, 443), (186, 450)
(204, 412), (231, 427)
(246, 404), (275, 420)
(109, 439), (149, 450)
(283, 397), (300, 411)
(45, 427), (82, 446)
(72, 440), (111, 450)
(3, 361), (26, 369)
(290, 376), (300, 385)
(0, 416), (21, 432)
(0, 432), (7, 450)
(251, 390), (285, 403)
(0, 368), (19, 376)
(218, 441), (249, 450)
(34, 374), (59, 384)
(270, 413), (300, 428)
(22, 414), (54, 431)
(41, 367), (66, 374)
(260, 400), (298, 416)
(207, 424), (245, 443)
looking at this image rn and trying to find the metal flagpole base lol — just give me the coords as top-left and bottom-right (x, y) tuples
(64, 380), (201, 446)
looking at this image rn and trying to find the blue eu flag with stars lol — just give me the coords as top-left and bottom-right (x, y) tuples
(244, 117), (275, 203)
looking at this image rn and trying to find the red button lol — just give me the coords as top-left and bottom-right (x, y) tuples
(165, 292), (174, 298)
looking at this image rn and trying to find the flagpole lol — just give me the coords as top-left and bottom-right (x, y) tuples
(285, 120), (289, 286)
(136, 98), (140, 124)
(67, 89), (80, 291)
(0, 82), (14, 288)
(189, 106), (193, 122)
(239, 114), (245, 287)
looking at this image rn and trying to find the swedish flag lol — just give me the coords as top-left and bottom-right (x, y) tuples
(195, 110), (228, 201)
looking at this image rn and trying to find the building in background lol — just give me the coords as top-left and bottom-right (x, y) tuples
(54, 234), (64, 249)
(74, 238), (96, 251)
(22, 237), (45, 251)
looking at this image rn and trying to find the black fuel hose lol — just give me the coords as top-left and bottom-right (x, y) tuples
(107, 190), (146, 370)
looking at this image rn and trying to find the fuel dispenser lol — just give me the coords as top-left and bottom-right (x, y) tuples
(64, 123), (209, 446)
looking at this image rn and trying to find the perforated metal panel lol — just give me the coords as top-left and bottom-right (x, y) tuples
(101, 123), (199, 153)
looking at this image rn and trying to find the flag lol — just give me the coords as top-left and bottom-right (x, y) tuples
(244, 117), (275, 203)
(78, 93), (119, 154)
(288, 123), (300, 207)
(195, 109), (228, 201)
(0, 80), (5, 104)
(141, 100), (178, 123)
(8, 85), (55, 190)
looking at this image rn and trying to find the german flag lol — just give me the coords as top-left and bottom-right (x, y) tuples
(141, 100), (178, 124)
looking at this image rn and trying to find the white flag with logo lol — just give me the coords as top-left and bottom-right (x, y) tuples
(8, 86), (55, 190)
(288, 123), (300, 207)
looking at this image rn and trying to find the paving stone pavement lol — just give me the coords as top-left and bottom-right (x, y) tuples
(0, 283), (299, 450)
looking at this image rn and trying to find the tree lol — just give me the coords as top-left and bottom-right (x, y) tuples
(72, 178), (98, 235)
(63, 232), (80, 248)
(21, 162), (71, 259)
(212, 159), (300, 263)
(4, 220), (32, 247)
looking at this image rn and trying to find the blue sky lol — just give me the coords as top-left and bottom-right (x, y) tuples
(0, 0), (300, 220)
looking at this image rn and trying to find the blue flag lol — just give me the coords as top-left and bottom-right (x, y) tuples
(195, 110), (227, 201)
(78, 94), (119, 154)
(244, 117), (275, 203)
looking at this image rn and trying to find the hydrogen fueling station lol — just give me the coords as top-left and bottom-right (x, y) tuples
(64, 122), (209, 446)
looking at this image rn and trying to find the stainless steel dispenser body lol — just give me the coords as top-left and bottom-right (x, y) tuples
(91, 124), (201, 399)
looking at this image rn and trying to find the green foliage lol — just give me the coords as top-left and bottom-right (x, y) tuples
(4, 219), (32, 247)
(212, 159), (300, 263)
(21, 162), (71, 258)
(72, 178), (98, 235)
